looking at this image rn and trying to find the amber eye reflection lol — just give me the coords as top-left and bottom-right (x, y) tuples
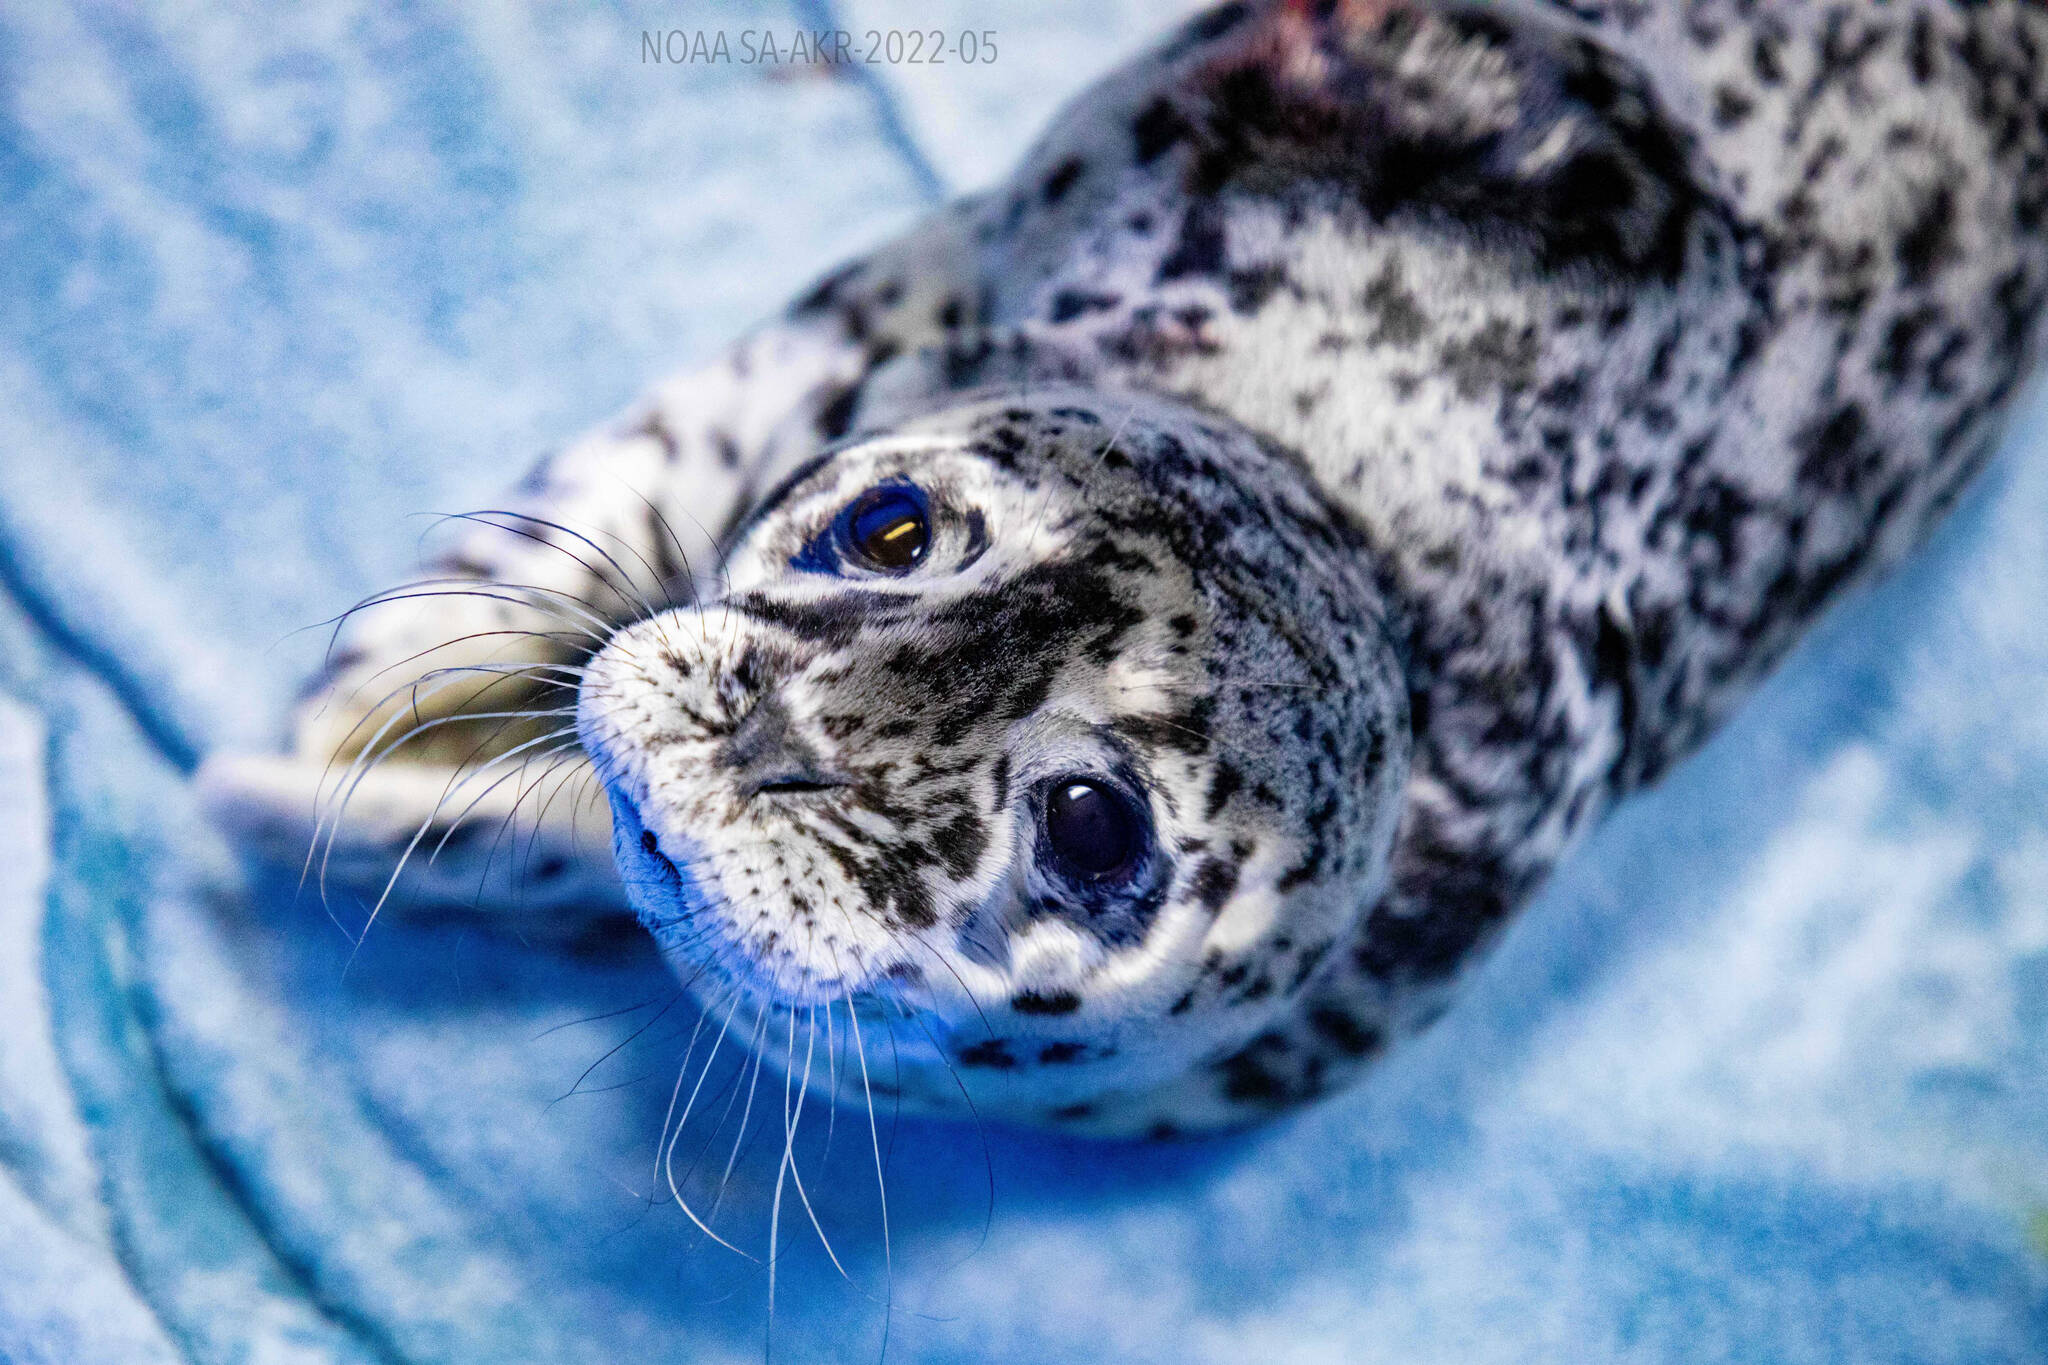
(845, 485), (930, 572)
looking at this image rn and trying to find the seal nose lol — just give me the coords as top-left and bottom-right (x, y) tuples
(719, 694), (846, 798)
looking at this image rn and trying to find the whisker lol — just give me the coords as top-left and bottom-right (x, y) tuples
(471, 745), (593, 908)
(847, 994), (894, 1365)
(333, 629), (589, 712)
(903, 1006), (997, 1269)
(711, 1001), (775, 1226)
(510, 749), (603, 891)
(585, 495), (699, 669)
(765, 1008), (801, 1353)
(421, 512), (647, 622)
(822, 989), (840, 1162)
(425, 731), (581, 865)
(435, 507), (708, 681)
(784, 1005), (855, 1289)
(317, 701), (580, 903)
(660, 988), (760, 1262)
(317, 582), (616, 665)
(904, 925), (998, 1042)
(308, 670), (571, 916)
(287, 579), (608, 658)
(549, 982), (690, 1106)
(534, 993), (673, 1040)
(450, 509), (663, 629)
(660, 988), (739, 1187)
(309, 662), (577, 865)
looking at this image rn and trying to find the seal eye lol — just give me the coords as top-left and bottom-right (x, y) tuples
(1043, 779), (1143, 883)
(845, 485), (929, 572)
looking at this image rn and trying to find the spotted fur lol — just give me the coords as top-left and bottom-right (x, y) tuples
(206, 0), (2048, 1134)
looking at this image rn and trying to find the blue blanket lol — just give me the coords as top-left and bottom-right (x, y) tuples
(2, 2), (2044, 1361)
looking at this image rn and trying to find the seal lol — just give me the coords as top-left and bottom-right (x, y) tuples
(203, 0), (2048, 1135)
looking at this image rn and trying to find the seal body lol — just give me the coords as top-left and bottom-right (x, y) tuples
(210, 0), (2048, 1134)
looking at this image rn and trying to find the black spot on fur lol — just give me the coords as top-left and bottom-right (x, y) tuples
(1157, 200), (1228, 282)
(1897, 183), (1957, 288)
(1712, 83), (1755, 129)
(1186, 1), (1248, 44)
(958, 1039), (1016, 1069)
(1190, 856), (1239, 914)
(1310, 1010), (1392, 1064)
(1050, 289), (1121, 322)
(1361, 262), (1429, 348)
(1013, 989), (1081, 1016)
(1203, 762), (1243, 819)
(1227, 264), (1288, 312)
(1219, 1053), (1285, 1103)
(1133, 96), (1191, 164)
(1042, 157), (1085, 204)
(815, 384), (859, 441)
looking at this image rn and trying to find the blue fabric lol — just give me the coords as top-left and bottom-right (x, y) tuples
(2, 2), (2045, 1361)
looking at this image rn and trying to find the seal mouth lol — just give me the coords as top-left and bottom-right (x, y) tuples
(746, 773), (851, 798)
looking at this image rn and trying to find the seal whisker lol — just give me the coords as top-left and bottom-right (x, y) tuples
(846, 991), (894, 1365)
(425, 731), (582, 869)
(331, 629), (589, 697)
(321, 700), (578, 871)
(711, 1001), (775, 1229)
(601, 473), (717, 671)
(416, 713), (584, 837)
(331, 713), (583, 968)
(670, 991), (766, 1204)
(508, 747), (602, 887)
(307, 669), (574, 915)
(552, 978), (689, 1104)
(452, 503), (711, 677)
(902, 1004), (996, 1270)
(304, 658), (585, 883)
(660, 987), (760, 1262)
(785, 1007), (859, 1295)
(535, 991), (676, 1041)
(657, 987), (736, 1190)
(435, 509), (664, 629)
(476, 742), (596, 900)
(319, 581), (616, 659)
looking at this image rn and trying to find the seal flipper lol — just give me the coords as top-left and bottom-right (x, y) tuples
(197, 749), (622, 922)
(1020, 0), (1705, 281)
(1193, 0), (1702, 278)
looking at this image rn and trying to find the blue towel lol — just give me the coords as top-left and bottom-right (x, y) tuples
(2, 2), (2044, 1361)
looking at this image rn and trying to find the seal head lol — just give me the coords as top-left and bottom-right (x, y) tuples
(577, 387), (1408, 1119)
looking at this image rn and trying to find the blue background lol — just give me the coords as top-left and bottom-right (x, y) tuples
(0, 2), (2044, 1361)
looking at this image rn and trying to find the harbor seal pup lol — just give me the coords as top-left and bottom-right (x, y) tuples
(205, 0), (2048, 1135)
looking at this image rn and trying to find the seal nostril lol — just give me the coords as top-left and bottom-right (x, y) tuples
(640, 829), (659, 854)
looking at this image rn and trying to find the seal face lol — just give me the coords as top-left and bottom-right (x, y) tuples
(205, 0), (2048, 1136)
(577, 391), (1409, 1115)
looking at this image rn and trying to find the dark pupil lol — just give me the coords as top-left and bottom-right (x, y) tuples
(848, 489), (928, 571)
(1044, 780), (1139, 881)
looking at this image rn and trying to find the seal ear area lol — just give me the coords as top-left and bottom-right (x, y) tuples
(1145, 0), (1703, 279)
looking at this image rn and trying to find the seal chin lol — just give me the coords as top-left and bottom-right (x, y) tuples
(600, 785), (900, 1008)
